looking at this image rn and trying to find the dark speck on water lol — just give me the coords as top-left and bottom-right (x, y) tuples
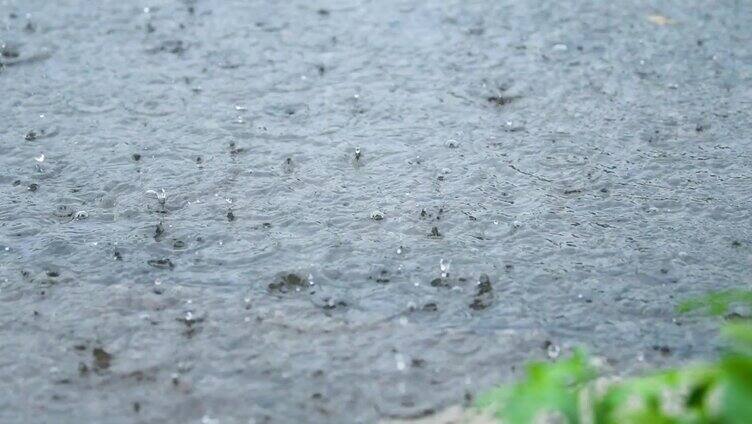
(423, 303), (438, 312)
(486, 95), (518, 106)
(92, 348), (112, 370)
(268, 273), (309, 294)
(147, 258), (174, 269)
(154, 222), (165, 241)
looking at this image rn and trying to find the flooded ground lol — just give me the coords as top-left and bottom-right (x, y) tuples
(1, 0), (751, 422)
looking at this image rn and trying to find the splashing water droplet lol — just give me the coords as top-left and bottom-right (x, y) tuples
(547, 343), (560, 359)
(440, 258), (450, 278)
(73, 210), (89, 220)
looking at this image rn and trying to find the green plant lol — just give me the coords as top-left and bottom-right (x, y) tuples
(676, 290), (752, 316)
(476, 291), (752, 424)
(476, 350), (596, 423)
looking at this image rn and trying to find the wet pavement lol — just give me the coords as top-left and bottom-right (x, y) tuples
(1, 0), (751, 423)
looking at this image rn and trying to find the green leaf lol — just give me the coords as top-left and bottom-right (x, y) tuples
(676, 291), (752, 316)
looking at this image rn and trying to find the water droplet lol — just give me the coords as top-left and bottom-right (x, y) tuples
(440, 258), (450, 278)
(201, 415), (219, 424)
(395, 353), (406, 371)
(146, 189), (167, 206)
(547, 343), (560, 359)
(73, 210), (89, 220)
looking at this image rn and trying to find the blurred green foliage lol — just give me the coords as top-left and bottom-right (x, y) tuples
(676, 290), (752, 316)
(476, 291), (752, 424)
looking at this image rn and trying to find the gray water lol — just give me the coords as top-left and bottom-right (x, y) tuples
(1, 0), (751, 423)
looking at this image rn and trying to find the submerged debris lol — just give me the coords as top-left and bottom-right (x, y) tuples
(1, 43), (20, 58)
(268, 273), (310, 294)
(487, 95), (518, 106)
(469, 273), (494, 310)
(147, 39), (187, 54)
(423, 303), (438, 312)
(147, 258), (174, 269)
(368, 269), (391, 284)
(92, 347), (112, 371)
(155, 222), (165, 241)
(229, 141), (245, 155)
(282, 157), (294, 173)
